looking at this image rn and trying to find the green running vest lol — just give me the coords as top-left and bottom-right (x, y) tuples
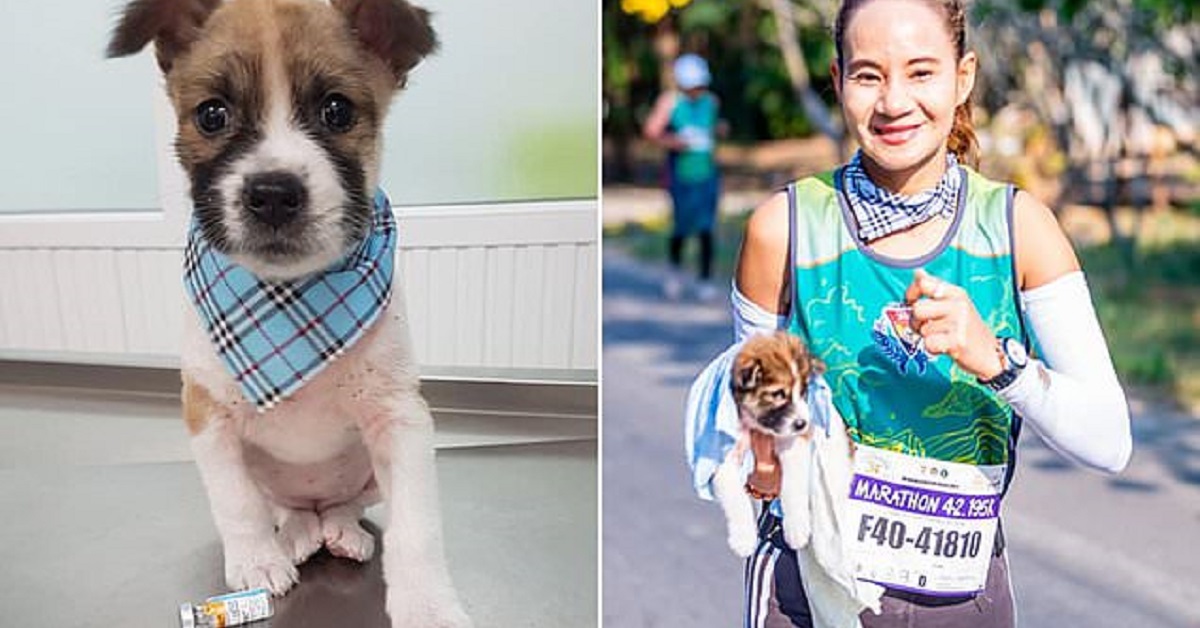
(786, 167), (1025, 466)
(669, 92), (718, 183)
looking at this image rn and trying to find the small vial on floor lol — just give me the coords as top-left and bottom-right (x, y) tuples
(179, 588), (274, 627)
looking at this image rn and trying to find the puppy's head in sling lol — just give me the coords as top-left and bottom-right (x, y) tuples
(732, 332), (823, 438)
(108, 0), (436, 280)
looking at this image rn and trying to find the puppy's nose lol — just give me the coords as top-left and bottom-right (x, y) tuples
(243, 172), (306, 227)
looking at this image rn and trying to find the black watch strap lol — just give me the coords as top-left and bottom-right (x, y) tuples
(980, 337), (1026, 392)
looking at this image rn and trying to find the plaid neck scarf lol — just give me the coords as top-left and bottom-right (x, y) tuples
(184, 189), (396, 411)
(843, 151), (961, 242)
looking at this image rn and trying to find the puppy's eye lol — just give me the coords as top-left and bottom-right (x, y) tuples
(320, 93), (356, 133)
(770, 389), (788, 401)
(195, 99), (230, 136)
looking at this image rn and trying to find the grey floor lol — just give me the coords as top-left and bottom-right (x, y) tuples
(0, 376), (596, 628)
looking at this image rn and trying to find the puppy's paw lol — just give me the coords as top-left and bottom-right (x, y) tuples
(727, 521), (759, 558)
(224, 537), (299, 596)
(386, 588), (472, 628)
(782, 517), (811, 551)
(276, 509), (323, 565)
(322, 517), (376, 562)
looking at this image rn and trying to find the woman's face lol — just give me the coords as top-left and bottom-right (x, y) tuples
(833, 0), (975, 192)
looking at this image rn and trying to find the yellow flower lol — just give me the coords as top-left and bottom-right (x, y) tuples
(620, 0), (693, 23)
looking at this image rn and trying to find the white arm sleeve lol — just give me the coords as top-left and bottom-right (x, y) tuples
(1002, 271), (1132, 473)
(731, 282), (788, 341)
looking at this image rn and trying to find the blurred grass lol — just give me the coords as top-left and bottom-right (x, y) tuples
(1079, 211), (1200, 410)
(604, 210), (751, 281)
(605, 204), (1200, 411)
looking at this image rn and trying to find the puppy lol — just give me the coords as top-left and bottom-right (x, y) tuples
(107, 1), (469, 626)
(713, 331), (821, 557)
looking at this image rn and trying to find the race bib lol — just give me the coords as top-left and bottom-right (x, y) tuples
(677, 125), (714, 153)
(846, 444), (1005, 596)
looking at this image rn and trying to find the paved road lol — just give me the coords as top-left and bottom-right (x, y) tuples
(601, 248), (1200, 628)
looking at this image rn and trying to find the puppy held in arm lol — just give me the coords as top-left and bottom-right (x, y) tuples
(107, 1), (469, 626)
(714, 332), (822, 557)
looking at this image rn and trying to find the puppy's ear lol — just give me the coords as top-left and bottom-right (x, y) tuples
(333, 0), (438, 87)
(106, 0), (221, 73)
(785, 333), (824, 378)
(733, 360), (763, 394)
(785, 333), (807, 364)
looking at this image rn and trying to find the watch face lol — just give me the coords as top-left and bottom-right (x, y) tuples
(1003, 337), (1028, 368)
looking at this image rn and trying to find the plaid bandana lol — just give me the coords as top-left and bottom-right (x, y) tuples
(844, 151), (961, 242)
(184, 189), (396, 411)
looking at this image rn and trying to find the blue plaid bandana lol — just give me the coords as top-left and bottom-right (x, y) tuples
(184, 189), (396, 411)
(843, 151), (962, 242)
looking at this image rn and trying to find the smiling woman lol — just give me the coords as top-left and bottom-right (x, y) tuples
(830, 0), (977, 192)
(680, 0), (1135, 626)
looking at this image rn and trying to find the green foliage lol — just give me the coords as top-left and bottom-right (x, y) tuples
(743, 50), (816, 140)
(602, 3), (661, 139)
(1000, 0), (1196, 25)
(677, 0), (733, 30)
(1133, 0), (1199, 25)
(603, 0), (839, 148)
(1074, 228), (1200, 402)
(1059, 0), (1087, 20)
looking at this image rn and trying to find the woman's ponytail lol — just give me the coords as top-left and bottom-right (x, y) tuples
(947, 100), (979, 169)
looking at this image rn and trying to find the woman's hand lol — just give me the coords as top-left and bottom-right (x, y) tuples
(657, 133), (689, 151)
(905, 269), (1004, 380)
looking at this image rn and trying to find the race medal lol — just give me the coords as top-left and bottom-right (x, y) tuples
(846, 444), (1005, 596)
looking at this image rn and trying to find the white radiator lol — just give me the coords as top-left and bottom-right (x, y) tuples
(0, 200), (597, 380)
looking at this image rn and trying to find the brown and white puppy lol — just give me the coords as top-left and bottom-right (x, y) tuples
(107, 1), (469, 626)
(714, 331), (822, 557)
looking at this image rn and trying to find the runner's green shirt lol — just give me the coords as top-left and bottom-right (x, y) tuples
(668, 92), (718, 183)
(786, 167), (1024, 466)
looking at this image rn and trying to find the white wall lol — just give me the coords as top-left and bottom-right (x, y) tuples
(0, 0), (162, 213)
(385, 0), (598, 206)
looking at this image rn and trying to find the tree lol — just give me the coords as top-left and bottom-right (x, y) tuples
(971, 0), (1198, 267)
(603, 0), (843, 182)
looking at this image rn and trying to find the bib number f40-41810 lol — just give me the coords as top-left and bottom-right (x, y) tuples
(846, 445), (1006, 597)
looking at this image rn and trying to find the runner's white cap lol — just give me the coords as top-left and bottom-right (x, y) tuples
(674, 54), (711, 90)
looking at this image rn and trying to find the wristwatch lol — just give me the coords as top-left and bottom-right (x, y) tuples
(979, 337), (1028, 391)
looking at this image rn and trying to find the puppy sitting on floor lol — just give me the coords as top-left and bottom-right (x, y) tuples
(713, 331), (822, 557)
(107, 1), (469, 626)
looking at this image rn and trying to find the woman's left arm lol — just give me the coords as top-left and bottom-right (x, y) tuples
(909, 192), (1132, 473)
(1005, 191), (1132, 472)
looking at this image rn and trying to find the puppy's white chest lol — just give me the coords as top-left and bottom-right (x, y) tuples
(182, 297), (411, 465)
(243, 381), (364, 464)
